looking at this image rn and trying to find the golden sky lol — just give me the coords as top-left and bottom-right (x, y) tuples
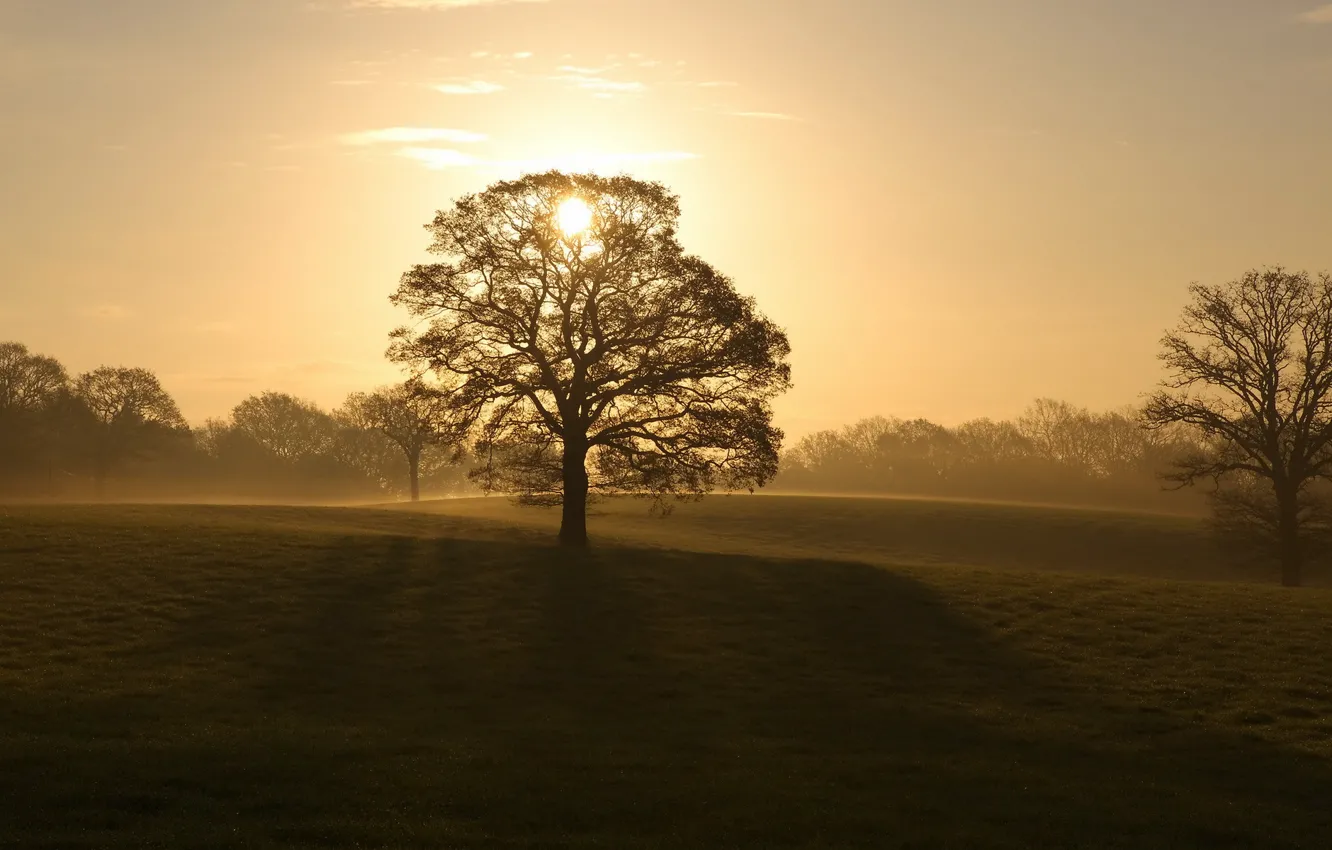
(3, 0), (1331, 437)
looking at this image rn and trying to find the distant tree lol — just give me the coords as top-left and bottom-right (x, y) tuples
(340, 383), (470, 501)
(0, 343), (70, 492)
(1081, 408), (1149, 478)
(953, 418), (1032, 466)
(327, 414), (405, 496)
(783, 417), (896, 492)
(231, 392), (335, 462)
(390, 171), (791, 546)
(1144, 267), (1332, 587)
(71, 366), (188, 495)
(877, 418), (955, 488)
(777, 407), (1201, 510)
(0, 342), (68, 414)
(192, 417), (233, 459)
(1018, 398), (1095, 469)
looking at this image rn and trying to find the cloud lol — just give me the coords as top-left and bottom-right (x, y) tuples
(341, 127), (487, 145)
(348, 0), (549, 8)
(553, 67), (646, 93)
(732, 111), (798, 121)
(434, 80), (505, 95)
(1298, 4), (1332, 22)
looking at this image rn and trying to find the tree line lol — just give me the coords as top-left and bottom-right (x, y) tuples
(0, 345), (469, 502)
(4, 171), (1330, 587)
(775, 400), (1204, 512)
(776, 268), (1332, 586)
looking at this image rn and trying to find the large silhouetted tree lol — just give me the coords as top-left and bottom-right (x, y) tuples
(72, 366), (188, 495)
(1144, 267), (1332, 587)
(341, 383), (470, 501)
(390, 171), (791, 545)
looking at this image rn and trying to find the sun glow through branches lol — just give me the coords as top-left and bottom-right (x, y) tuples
(557, 198), (594, 236)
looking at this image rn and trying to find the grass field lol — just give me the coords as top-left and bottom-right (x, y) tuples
(1, 495), (1331, 848)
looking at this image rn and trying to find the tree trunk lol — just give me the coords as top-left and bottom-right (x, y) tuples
(408, 450), (421, 502)
(559, 436), (589, 547)
(1277, 489), (1302, 588)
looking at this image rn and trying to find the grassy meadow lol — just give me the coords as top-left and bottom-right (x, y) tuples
(1, 495), (1330, 848)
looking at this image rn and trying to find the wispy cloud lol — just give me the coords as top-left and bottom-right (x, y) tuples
(348, 0), (549, 9)
(341, 127), (487, 145)
(433, 80), (505, 95)
(732, 111), (798, 121)
(552, 66), (646, 94)
(1298, 4), (1332, 22)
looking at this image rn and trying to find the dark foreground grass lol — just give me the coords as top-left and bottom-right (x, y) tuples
(1, 500), (1331, 848)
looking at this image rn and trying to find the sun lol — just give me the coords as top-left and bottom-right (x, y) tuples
(556, 197), (594, 237)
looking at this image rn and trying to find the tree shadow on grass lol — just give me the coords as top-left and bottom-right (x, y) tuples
(1, 532), (1330, 848)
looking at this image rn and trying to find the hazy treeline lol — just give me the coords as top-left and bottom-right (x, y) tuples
(4, 338), (1199, 510)
(775, 399), (1204, 512)
(0, 342), (467, 501)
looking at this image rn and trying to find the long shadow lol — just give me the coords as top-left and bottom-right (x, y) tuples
(2, 531), (1330, 848)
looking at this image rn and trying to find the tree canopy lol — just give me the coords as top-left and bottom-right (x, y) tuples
(231, 392), (336, 461)
(389, 171), (791, 545)
(0, 342), (68, 415)
(71, 366), (188, 492)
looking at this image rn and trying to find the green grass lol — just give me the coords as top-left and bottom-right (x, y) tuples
(1, 496), (1330, 848)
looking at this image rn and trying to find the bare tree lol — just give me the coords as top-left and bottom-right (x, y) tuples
(1144, 267), (1332, 587)
(389, 171), (791, 546)
(1018, 398), (1095, 468)
(340, 383), (470, 501)
(954, 418), (1032, 465)
(72, 366), (188, 495)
